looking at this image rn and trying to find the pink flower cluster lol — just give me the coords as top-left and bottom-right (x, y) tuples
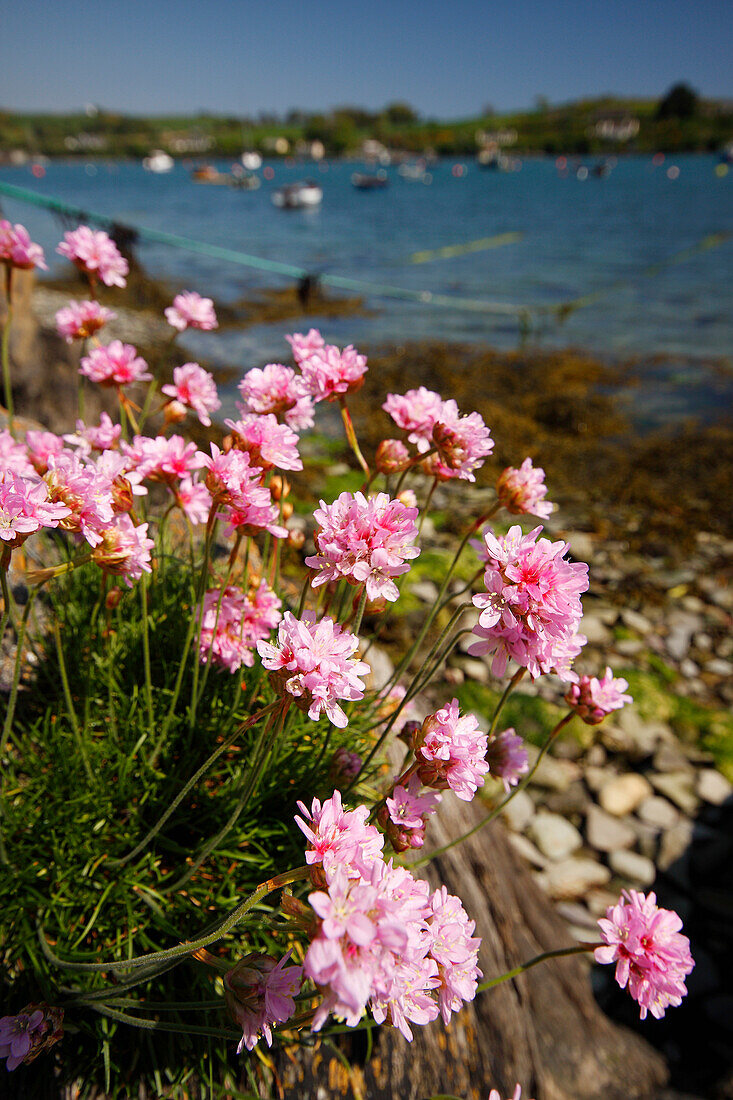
(224, 952), (302, 1053)
(297, 340), (368, 402)
(595, 890), (694, 1020)
(382, 774), (441, 851)
(0, 471), (70, 550)
(90, 515), (154, 586)
(164, 291), (218, 332)
(63, 412), (121, 455)
(0, 221), (46, 270)
(485, 728), (529, 793)
(224, 413), (302, 471)
(306, 490), (420, 602)
(257, 611), (369, 727)
(161, 362), (220, 427)
(80, 341), (151, 388)
(414, 699), (490, 801)
(124, 434), (206, 484)
(198, 581), (282, 672)
(57, 226), (128, 287)
(469, 525), (588, 680)
(565, 667), (632, 724)
(203, 444), (285, 538)
(237, 363), (314, 431)
(295, 789), (384, 884)
(496, 458), (553, 519)
(383, 387), (494, 481)
(299, 792), (481, 1039)
(43, 451), (116, 547)
(55, 300), (115, 342)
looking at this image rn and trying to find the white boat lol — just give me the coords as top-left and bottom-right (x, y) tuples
(271, 180), (323, 209)
(143, 150), (174, 173)
(241, 151), (262, 171)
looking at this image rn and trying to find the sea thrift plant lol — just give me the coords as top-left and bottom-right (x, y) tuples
(0, 262), (694, 1095)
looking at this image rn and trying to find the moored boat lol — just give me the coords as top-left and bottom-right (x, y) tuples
(143, 150), (174, 173)
(351, 170), (389, 190)
(271, 180), (323, 208)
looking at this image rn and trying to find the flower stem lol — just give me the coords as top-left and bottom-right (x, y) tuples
(477, 943), (601, 993)
(1, 266), (14, 434)
(52, 618), (94, 784)
(339, 397), (370, 481)
(489, 668), (525, 737)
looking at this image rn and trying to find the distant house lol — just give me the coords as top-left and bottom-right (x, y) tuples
(593, 114), (640, 142)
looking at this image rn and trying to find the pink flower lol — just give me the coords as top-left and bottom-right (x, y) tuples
(0, 471), (71, 549)
(80, 341), (151, 387)
(383, 387), (445, 443)
(375, 438), (411, 474)
(0, 221), (46, 271)
(489, 1088), (528, 1100)
(164, 291), (218, 332)
(565, 667), (632, 725)
(25, 430), (65, 474)
(485, 728), (529, 792)
(174, 476), (211, 525)
(496, 458), (553, 519)
(224, 952), (302, 1052)
(383, 388), (493, 482)
(90, 515), (154, 586)
(595, 890), (694, 1020)
(295, 790), (384, 884)
(224, 413), (302, 471)
(382, 775), (441, 851)
(198, 581), (282, 672)
(55, 300), (115, 342)
(427, 885), (482, 1024)
(237, 363), (314, 431)
(44, 452), (115, 547)
(63, 412), (121, 456)
(258, 612), (370, 727)
(469, 525), (588, 681)
(125, 435), (207, 484)
(305, 491), (420, 602)
(414, 699), (489, 801)
(299, 341), (368, 402)
(0, 430), (35, 477)
(286, 328), (325, 365)
(161, 363), (220, 427)
(57, 226), (128, 287)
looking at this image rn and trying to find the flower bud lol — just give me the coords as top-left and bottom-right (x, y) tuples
(105, 586), (123, 610)
(281, 501), (293, 520)
(288, 528), (305, 551)
(163, 399), (187, 425)
(375, 438), (410, 474)
(111, 474), (134, 514)
(329, 746), (362, 784)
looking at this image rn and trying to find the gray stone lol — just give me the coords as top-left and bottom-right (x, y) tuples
(586, 887), (623, 918)
(665, 611), (701, 661)
(555, 901), (599, 930)
(454, 656), (490, 684)
(658, 819), (695, 871)
(585, 805), (636, 852)
(585, 743), (607, 767)
(653, 742), (694, 774)
(567, 531), (594, 563)
(500, 789), (535, 832)
(544, 781), (591, 817)
(609, 849), (657, 887)
(525, 745), (581, 792)
(629, 818), (661, 860)
(507, 832), (549, 870)
(649, 771), (700, 815)
(615, 639), (644, 657)
(696, 768), (733, 806)
(528, 812), (583, 861)
(621, 608), (653, 635)
(638, 795), (680, 829)
(599, 773), (653, 817)
(410, 580), (439, 603)
(581, 612), (611, 645)
(694, 632), (713, 651)
(705, 657), (733, 677)
(585, 765), (616, 793)
(679, 658), (699, 678)
(542, 857), (612, 900)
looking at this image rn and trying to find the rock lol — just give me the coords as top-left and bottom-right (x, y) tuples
(567, 532), (594, 563)
(615, 639), (644, 657)
(696, 768), (733, 806)
(653, 742), (695, 774)
(525, 746), (581, 792)
(609, 849), (657, 887)
(585, 805), (636, 852)
(638, 795), (680, 829)
(500, 789), (535, 832)
(507, 832), (549, 870)
(629, 818), (660, 860)
(665, 611), (701, 661)
(599, 773), (653, 817)
(585, 765), (616, 793)
(544, 781), (591, 817)
(454, 656), (490, 683)
(649, 771), (700, 815)
(542, 857), (611, 900)
(620, 608), (653, 635)
(705, 657), (733, 677)
(585, 743), (606, 767)
(581, 612), (611, 645)
(613, 708), (672, 759)
(528, 812), (583, 861)
(555, 901), (599, 931)
(679, 658), (699, 678)
(410, 580), (439, 603)
(658, 819), (695, 871)
(586, 887), (622, 918)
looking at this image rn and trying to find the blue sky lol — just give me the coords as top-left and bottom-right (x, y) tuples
(1, 0), (731, 117)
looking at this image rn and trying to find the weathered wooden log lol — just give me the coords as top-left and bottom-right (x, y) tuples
(276, 795), (668, 1099)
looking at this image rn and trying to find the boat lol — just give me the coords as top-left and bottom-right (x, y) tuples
(143, 150), (174, 173)
(398, 161), (432, 184)
(241, 151), (262, 171)
(351, 170), (389, 190)
(271, 180), (323, 209)
(191, 164), (230, 184)
(230, 165), (261, 190)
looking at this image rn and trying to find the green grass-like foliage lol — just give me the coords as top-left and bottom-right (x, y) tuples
(0, 551), (375, 1098)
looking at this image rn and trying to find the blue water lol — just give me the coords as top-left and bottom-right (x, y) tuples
(1, 156), (731, 424)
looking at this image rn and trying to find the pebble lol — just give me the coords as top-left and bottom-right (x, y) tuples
(410, 580), (440, 603)
(555, 901), (599, 930)
(567, 531), (594, 562)
(541, 857), (611, 900)
(454, 656), (490, 684)
(705, 657), (733, 677)
(615, 639), (644, 657)
(585, 805), (636, 852)
(680, 658), (700, 678)
(581, 612), (612, 645)
(609, 849), (657, 887)
(696, 769), (733, 806)
(525, 746), (581, 792)
(649, 771), (700, 816)
(544, 781), (591, 818)
(500, 789), (535, 832)
(585, 744), (607, 767)
(665, 611), (702, 661)
(620, 608), (653, 634)
(638, 795), (680, 829)
(658, 819), (695, 871)
(598, 773), (653, 816)
(507, 832), (549, 870)
(629, 818), (661, 860)
(653, 742), (694, 775)
(528, 812), (583, 861)
(586, 888), (622, 918)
